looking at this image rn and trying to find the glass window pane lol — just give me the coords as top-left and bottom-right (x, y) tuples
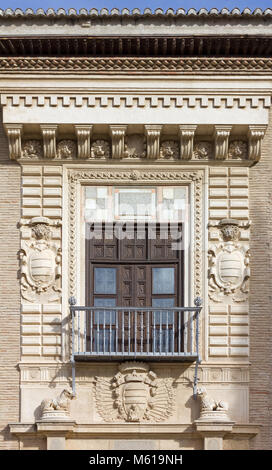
(152, 267), (175, 294)
(94, 267), (116, 294)
(152, 298), (174, 324)
(94, 298), (116, 324)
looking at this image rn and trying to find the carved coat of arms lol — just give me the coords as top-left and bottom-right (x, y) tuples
(94, 362), (174, 423)
(19, 217), (61, 302)
(208, 219), (250, 302)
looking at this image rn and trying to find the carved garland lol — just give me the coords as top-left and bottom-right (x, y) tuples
(68, 168), (204, 301)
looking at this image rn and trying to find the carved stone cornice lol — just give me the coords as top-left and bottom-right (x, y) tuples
(214, 126), (232, 160)
(74, 125), (93, 159)
(247, 125), (267, 161)
(5, 124), (23, 160)
(144, 125), (162, 159)
(110, 125), (127, 159)
(179, 125), (197, 160)
(40, 125), (57, 159)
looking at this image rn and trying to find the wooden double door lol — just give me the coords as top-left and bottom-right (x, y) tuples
(86, 223), (184, 353)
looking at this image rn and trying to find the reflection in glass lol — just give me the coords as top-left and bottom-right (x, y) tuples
(94, 267), (116, 294)
(152, 267), (175, 294)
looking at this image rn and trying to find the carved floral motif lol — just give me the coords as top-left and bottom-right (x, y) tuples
(56, 140), (77, 159)
(94, 362), (174, 423)
(90, 140), (110, 159)
(193, 141), (212, 160)
(159, 140), (179, 160)
(19, 217), (61, 303)
(228, 140), (247, 159)
(208, 219), (250, 303)
(22, 140), (43, 159)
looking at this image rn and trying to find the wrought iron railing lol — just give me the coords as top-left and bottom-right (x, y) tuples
(69, 297), (202, 361)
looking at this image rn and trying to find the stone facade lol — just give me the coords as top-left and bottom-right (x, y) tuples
(0, 8), (271, 451)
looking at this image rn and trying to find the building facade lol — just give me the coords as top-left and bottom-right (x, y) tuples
(0, 7), (271, 450)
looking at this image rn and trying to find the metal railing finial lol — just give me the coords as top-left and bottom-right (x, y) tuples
(69, 296), (77, 306)
(194, 296), (202, 307)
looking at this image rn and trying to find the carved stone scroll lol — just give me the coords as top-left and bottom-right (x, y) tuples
(19, 217), (61, 303)
(248, 125), (267, 161)
(40, 125), (58, 159)
(214, 126), (232, 160)
(144, 125), (162, 159)
(75, 125), (93, 159)
(179, 125), (197, 160)
(110, 125), (127, 159)
(5, 124), (23, 160)
(94, 362), (174, 423)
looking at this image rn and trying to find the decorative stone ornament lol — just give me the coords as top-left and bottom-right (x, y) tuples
(5, 124), (23, 160)
(94, 362), (174, 423)
(56, 140), (77, 159)
(144, 125), (162, 159)
(193, 141), (212, 160)
(248, 125), (267, 161)
(22, 140), (43, 159)
(179, 125), (197, 160)
(19, 217), (61, 303)
(208, 219), (250, 302)
(110, 125), (127, 159)
(214, 125), (232, 160)
(75, 125), (93, 159)
(40, 125), (58, 159)
(90, 140), (110, 159)
(159, 140), (179, 160)
(196, 387), (230, 422)
(228, 140), (247, 160)
(40, 388), (75, 422)
(123, 134), (146, 159)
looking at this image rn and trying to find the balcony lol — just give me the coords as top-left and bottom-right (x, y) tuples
(69, 298), (202, 362)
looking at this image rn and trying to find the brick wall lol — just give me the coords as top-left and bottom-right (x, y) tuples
(249, 110), (272, 449)
(0, 116), (20, 449)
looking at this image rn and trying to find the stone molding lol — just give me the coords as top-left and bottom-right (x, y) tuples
(2, 57), (272, 74)
(67, 168), (204, 303)
(1, 94), (270, 109)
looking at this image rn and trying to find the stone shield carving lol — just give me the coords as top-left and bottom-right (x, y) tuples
(19, 217), (61, 302)
(94, 362), (174, 422)
(208, 219), (250, 302)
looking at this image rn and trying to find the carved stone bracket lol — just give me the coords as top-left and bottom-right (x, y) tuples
(214, 126), (232, 160)
(5, 124), (23, 160)
(110, 125), (127, 159)
(74, 125), (93, 159)
(247, 125), (267, 162)
(40, 125), (58, 159)
(179, 125), (197, 160)
(144, 125), (162, 159)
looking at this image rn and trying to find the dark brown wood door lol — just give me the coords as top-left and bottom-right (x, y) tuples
(86, 223), (183, 353)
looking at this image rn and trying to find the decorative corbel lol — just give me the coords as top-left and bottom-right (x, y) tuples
(5, 124), (23, 160)
(144, 125), (162, 159)
(110, 125), (127, 159)
(40, 125), (58, 159)
(179, 125), (197, 160)
(247, 125), (267, 162)
(74, 125), (93, 159)
(213, 125), (232, 160)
